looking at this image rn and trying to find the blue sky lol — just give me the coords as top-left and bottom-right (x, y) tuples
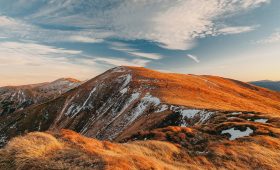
(0, 0), (279, 86)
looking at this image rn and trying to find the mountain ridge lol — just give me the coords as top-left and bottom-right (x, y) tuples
(250, 80), (280, 92)
(0, 66), (280, 169)
(0, 66), (279, 146)
(0, 77), (82, 116)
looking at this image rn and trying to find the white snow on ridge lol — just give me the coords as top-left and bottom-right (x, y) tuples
(180, 109), (204, 127)
(111, 66), (127, 73)
(254, 119), (268, 123)
(231, 112), (242, 115)
(128, 93), (160, 125)
(64, 87), (97, 117)
(221, 127), (253, 140)
(0, 135), (7, 144)
(142, 93), (161, 105)
(156, 104), (168, 113)
(155, 104), (216, 126)
(120, 88), (128, 94)
(181, 109), (201, 119)
(169, 107), (215, 127)
(104, 92), (158, 139)
(199, 111), (215, 123)
(119, 74), (132, 94)
(121, 74), (132, 88)
(111, 92), (140, 122)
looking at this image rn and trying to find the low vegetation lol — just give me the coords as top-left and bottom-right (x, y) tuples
(1, 129), (279, 170)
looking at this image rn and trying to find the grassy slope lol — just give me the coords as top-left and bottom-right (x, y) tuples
(130, 67), (280, 115)
(0, 129), (279, 170)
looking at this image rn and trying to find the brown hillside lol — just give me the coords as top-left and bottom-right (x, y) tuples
(127, 66), (280, 114)
(1, 66), (280, 147)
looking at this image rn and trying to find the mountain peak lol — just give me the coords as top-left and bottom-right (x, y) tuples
(52, 78), (81, 83)
(1, 67), (280, 169)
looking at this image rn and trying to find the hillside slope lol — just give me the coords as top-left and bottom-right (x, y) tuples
(0, 66), (280, 147)
(0, 78), (81, 116)
(0, 129), (279, 170)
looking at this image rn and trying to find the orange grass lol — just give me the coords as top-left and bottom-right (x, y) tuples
(1, 129), (279, 170)
(128, 66), (280, 115)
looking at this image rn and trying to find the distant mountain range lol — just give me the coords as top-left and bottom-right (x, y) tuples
(0, 67), (280, 169)
(0, 78), (81, 116)
(250, 80), (280, 92)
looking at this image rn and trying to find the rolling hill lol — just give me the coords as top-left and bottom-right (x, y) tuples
(0, 66), (280, 169)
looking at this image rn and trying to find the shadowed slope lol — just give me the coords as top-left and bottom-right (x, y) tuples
(0, 78), (81, 116)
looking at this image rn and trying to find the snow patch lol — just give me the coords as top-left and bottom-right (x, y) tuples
(120, 88), (128, 94)
(0, 134), (7, 145)
(118, 74), (132, 95)
(65, 87), (97, 117)
(231, 112), (242, 115)
(156, 104), (169, 113)
(199, 111), (215, 123)
(112, 66), (127, 73)
(254, 119), (268, 123)
(128, 93), (160, 125)
(170, 106), (215, 126)
(119, 74), (132, 89)
(180, 109), (214, 127)
(181, 109), (201, 119)
(221, 127), (253, 140)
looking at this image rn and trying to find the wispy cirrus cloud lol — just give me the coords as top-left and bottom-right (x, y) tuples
(0, 15), (107, 44)
(187, 54), (200, 63)
(128, 52), (162, 60)
(0, 0), (270, 50)
(0, 40), (106, 86)
(217, 26), (257, 35)
(67, 35), (104, 43)
(0, 41), (81, 66)
(0, 16), (19, 27)
(94, 57), (149, 67)
(255, 31), (280, 44)
(110, 43), (162, 60)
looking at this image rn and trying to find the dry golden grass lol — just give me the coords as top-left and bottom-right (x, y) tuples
(128, 66), (280, 115)
(1, 129), (280, 170)
(0, 132), (63, 169)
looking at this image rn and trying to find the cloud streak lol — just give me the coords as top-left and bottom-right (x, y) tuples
(187, 54), (200, 63)
(255, 31), (280, 44)
(0, 0), (270, 50)
(0, 41), (81, 66)
(94, 57), (149, 67)
(0, 41), (105, 86)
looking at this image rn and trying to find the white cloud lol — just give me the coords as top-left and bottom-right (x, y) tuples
(94, 57), (149, 67)
(1, 0), (269, 50)
(255, 31), (280, 44)
(67, 35), (104, 43)
(110, 42), (162, 60)
(187, 54), (200, 63)
(90, 0), (268, 50)
(0, 41), (105, 86)
(0, 15), (108, 44)
(0, 16), (20, 27)
(0, 41), (81, 66)
(217, 26), (257, 35)
(128, 52), (162, 60)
